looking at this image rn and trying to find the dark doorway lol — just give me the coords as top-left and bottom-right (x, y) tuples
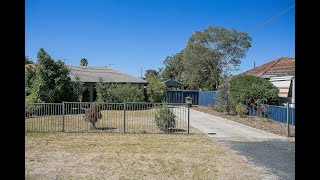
(82, 89), (90, 102)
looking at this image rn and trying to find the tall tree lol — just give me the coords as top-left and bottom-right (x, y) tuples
(25, 56), (34, 64)
(144, 69), (159, 80)
(161, 50), (185, 82)
(80, 58), (88, 66)
(26, 48), (83, 103)
(183, 26), (251, 90)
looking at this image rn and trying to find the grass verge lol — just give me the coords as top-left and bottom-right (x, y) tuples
(26, 133), (262, 179)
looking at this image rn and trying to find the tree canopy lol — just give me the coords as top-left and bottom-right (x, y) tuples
(25, 56), (34, 64)
(146, 77), (167, 102)
(161, 26), (251, 90)
(144, 69), (159, 80)
(229, 75), (279, 105)
(80, 58), (88, 66)
(161, 50), (184, 82)
(25, 48), (83, 103)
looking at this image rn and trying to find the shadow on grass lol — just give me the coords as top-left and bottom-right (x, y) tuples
(93, 127), (117, 130)
(166, 128), (186, 133)
(219, 139), (295, 179)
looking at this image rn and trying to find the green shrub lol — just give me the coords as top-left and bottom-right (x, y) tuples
(230, 75), (279, 105)
(95, 79), (145, 103)
(155, 103), (176, 133)
(213, 104), (227, 113)
(235, 103), (247, 117)
(146, 77), (167, 102)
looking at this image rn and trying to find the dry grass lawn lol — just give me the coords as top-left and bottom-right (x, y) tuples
(26, 133), (263, 179)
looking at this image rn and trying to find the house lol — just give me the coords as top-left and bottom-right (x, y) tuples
(68, 66), (148, 102)
(243, 57), (295, 106)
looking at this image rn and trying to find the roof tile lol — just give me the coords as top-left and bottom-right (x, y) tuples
(243, 57), (295, 77)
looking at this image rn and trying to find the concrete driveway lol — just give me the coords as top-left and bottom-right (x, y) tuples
(189, 108), (295, 180)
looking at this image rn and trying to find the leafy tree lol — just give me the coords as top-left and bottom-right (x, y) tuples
(161, 50), (185, 82)
(229, 75), (279, 105)
(80, 58), (88, 66)
(25, 56), (34, 64)
(26, 48), (83, 103)
(144, 69), (159, 79)
(25, 64), (36, 96)
(183, 26), (252, 90)
(25, 75), (45, 112)
(95, 78), (109, 102)
(72, 76), (84, 102)
(146, 77), (167, 102)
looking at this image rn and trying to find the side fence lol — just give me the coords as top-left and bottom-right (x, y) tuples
(163, 90), (217, 106)
(25, 102), (191, 134)
(198, 91), (217, 106)
(164, 90), (295, 126)
(267, 105), (295, 125)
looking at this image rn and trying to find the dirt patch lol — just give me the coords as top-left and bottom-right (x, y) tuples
(192, 106), (295, 137)
(26, 133), (264, 179)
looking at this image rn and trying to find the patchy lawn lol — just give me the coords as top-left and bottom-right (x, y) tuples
(26, 133), (263, 179)
(192, 106), (295, 137)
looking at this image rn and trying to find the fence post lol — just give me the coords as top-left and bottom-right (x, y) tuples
(286, 102), (290, 137)
(188, 106), (190, 134)
(123, 102), (126, 133)
(62, 101), (65, 132)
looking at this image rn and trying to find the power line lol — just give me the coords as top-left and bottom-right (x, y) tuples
(250, 3), (295, 33)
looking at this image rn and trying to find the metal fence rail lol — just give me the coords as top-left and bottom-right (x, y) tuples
(25, 102), (191, 134)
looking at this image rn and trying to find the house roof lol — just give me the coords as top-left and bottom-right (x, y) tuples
(165, 79), (184, 87)
(68, 66), (148, 84)
(243, 57), (295, 77)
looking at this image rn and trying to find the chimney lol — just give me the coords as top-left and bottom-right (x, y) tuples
(254, 61), (256, 68)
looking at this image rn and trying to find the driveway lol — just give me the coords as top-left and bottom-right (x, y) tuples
(188, 108), (295, 180)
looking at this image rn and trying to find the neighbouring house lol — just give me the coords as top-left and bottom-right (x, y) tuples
(165, 79), (184, 90)
(243, 57), (295, 107)
(68, 66), (148, 102)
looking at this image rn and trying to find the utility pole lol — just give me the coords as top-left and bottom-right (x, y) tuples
(140, 67), (143, 79)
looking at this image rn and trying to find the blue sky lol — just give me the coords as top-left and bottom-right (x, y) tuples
(25, 0), (295, 78)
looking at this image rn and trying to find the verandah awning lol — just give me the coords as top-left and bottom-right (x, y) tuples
(269, 76), (293, 97)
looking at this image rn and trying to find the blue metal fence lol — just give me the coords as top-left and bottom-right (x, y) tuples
(164, 90), (217, 106)
(163, 90), (199, 105)
(198, 91), (217, 106)
(267, 105), (295, 125)
(164, 90), (295, 126)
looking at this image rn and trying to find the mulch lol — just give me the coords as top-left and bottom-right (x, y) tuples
(192, 106), (295, 137)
